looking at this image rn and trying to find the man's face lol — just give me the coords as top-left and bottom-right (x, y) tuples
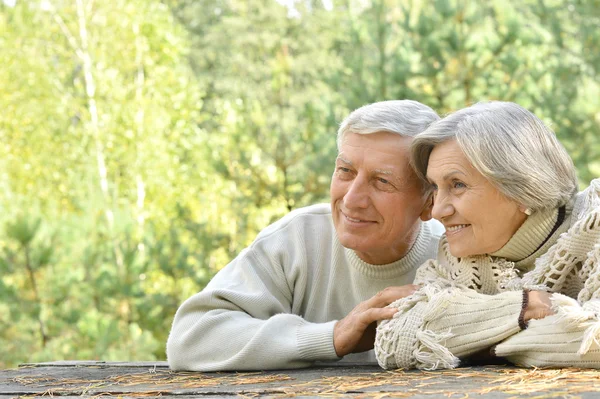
(330, 132), (431, 265)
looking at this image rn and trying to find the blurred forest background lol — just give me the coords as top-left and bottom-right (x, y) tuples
(1, 0), (599, 367)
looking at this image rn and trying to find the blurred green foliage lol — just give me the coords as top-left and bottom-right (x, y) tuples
(0, 0), (598, 367)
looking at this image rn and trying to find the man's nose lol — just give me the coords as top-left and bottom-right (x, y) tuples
(431, 193), (454, 221)
(344, 176), (370, 209)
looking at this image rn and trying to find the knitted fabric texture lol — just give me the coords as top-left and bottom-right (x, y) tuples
(375, 283), (522, 370)
(414, 242), (522, 294)
(375, 179), (600, 370)
(375, 284), (458, 370)
(494, 294), (600, 367)
(521, 180), (600, 301)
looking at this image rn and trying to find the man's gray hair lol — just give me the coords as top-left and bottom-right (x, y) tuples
(337, 100), (440, 150)
(411, 101), (578, 211)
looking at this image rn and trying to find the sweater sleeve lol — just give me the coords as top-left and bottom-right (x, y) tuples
(374, 285), (523, 370)
(166, 223), (340, 371)
(494, 295), (600, 368)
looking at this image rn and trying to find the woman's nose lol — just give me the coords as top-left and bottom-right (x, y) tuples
(431, 193), (454, 221)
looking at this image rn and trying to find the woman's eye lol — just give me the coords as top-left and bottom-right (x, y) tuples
(338, 167), (350, 173)
(430, 183), (438, 191)
(453, 181), (466, 189)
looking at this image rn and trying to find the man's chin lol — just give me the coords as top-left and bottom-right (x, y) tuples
(337, 233), (368, 251)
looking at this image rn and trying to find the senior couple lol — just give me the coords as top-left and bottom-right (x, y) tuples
(167, 100), (600, 371)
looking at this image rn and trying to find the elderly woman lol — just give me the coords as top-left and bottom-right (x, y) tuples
(374, 101), (600, 370)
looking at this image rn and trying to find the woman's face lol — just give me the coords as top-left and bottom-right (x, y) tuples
(426, 140), (527, 257)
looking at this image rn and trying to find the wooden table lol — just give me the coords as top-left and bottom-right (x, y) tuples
(2, 361), (600, 398)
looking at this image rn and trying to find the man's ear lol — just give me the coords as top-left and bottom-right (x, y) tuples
(420, 194), (433, 221)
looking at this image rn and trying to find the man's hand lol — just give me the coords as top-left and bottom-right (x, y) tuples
(333, 285), (418, 357)
(523, 290), (554, 322)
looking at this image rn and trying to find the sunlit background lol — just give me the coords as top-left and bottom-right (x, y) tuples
(1, 0), (599, 367)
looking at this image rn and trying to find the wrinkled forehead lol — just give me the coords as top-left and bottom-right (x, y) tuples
(338, 131), (413, 154)
(337, 133), (422, 185)
(341, 131), (413, 163)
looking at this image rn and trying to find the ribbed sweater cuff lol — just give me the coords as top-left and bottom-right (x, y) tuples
(493, 314), (600, 368)
(297, 320), (340, 361)
(494, 295), (600, 368)
(426, 290), (523, 358)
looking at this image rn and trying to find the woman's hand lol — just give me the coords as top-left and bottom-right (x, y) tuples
(523, 291), (555, 322)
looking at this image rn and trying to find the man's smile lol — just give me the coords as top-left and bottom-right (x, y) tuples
(341, 210), (376, 225)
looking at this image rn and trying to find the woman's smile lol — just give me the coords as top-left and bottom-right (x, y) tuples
(445, 224), (470, 235)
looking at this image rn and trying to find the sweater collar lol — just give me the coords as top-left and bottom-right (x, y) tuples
(345, 222), (432, 279)
(491, 206), (560, 262)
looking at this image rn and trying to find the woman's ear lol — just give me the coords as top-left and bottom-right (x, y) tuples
(420, 194), (434, 221)
(519, 205), (532, 216)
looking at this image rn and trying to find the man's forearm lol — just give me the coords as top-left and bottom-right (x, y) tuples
(167, 303), (340, 371)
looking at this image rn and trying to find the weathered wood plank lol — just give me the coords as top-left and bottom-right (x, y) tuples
(17, 361), (169, 368)
(3, 362), (600, 398)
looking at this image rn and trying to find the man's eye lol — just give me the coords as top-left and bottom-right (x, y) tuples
(378, 177), (389, 184)
(338, 167), (350, 173)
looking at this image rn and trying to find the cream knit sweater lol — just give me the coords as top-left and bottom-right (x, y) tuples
(167, 203), (443, 371)
(375, 179), (600, 370)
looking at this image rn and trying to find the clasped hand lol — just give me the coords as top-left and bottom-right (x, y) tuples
(524, 290), (555, 322)
(333, 285), (418, 357)
(333, 287), (555, 357)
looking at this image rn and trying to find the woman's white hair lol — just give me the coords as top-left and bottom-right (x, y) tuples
(411, 101), (578, 211)
(337, 100), (440, 150)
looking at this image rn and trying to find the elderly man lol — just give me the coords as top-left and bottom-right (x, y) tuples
(166, 100), (444, 371)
